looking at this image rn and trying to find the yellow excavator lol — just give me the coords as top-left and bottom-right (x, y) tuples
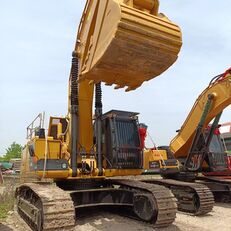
(16, 1), (183, 230)
(143, 69), (231, 205)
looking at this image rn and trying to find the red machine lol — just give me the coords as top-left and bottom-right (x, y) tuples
(219, 123), (231, 171)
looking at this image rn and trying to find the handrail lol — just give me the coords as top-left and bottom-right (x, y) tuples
(26, 112), (45, 139)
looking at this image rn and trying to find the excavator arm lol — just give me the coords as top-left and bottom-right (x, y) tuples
(170, 70), (231, 169)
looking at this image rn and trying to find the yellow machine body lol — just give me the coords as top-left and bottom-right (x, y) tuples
(21, 0), (182, 181)
(32, 138), (61, 160)
(21, 114), (143, 180)
(143, 149), (167, 169)
(16, 2), (186, 229)
(143, 149), (180, 173)
(78, 0), (182, 91)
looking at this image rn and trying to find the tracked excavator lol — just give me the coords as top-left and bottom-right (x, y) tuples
(16, 1), (184, 230)
(143, 69), (231, 204)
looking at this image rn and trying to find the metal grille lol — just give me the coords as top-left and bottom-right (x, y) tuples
(116, 120), (140, 147)
(102, 110), (142, 169)
(116, 147), (141, 168)
(209, 152), (228, 171)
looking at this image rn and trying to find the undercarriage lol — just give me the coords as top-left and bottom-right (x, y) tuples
(196, 176), (231, 202)
(142, 178), (214, 215)
(15, 179), (177, 231)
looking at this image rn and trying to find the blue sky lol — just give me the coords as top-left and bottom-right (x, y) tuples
(0, 0), (231, 154)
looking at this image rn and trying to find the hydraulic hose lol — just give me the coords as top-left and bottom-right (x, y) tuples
(70, 51), (79, 177)
(95, 82), (103, 176)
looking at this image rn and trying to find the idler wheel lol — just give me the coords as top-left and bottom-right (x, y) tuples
(133, 193), (157, 222)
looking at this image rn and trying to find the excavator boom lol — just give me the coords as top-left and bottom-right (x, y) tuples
(170, 72), (231, 159)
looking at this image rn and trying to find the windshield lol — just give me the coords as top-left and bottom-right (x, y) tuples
(209, 135), (224, 153)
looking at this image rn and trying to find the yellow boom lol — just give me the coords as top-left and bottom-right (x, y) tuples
(170, 72), (231, 158)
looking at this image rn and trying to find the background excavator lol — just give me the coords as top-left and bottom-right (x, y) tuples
(219, 122), (231, 172)
(143, 69), (231, 202)
(16, 1), (184, 230)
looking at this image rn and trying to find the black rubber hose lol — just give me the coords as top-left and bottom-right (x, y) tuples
(95, 82), (103, 176)
(70, 51), (79, 177)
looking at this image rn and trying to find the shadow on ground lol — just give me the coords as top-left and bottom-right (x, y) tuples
(76, 208), (182, 231)
(0, 223), (13, 231)
(215, 202), (231, 209)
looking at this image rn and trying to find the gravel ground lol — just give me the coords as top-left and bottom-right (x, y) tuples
(1, 175), (231, 230)
(1, 203), (231, 231)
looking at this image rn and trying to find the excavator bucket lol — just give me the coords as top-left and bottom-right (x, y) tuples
(77, 0), (182, 91)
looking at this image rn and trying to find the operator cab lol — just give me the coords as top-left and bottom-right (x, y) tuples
(101, 110), (143, 169)
(203, 127), (228, 173)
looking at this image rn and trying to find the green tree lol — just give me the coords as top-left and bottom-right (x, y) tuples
(1, 142), (23, 161)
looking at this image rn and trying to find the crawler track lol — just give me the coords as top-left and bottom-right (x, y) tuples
(196, 176), (231, 202)
(16, 179), (177, 230)
(141, 179), (214, 215)
(110, 179), (177, 227)
(16, 183), (75, 231)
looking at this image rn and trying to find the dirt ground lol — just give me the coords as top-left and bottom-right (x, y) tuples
(1, 176), (231, 230)
(1, 203), (231, 231)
